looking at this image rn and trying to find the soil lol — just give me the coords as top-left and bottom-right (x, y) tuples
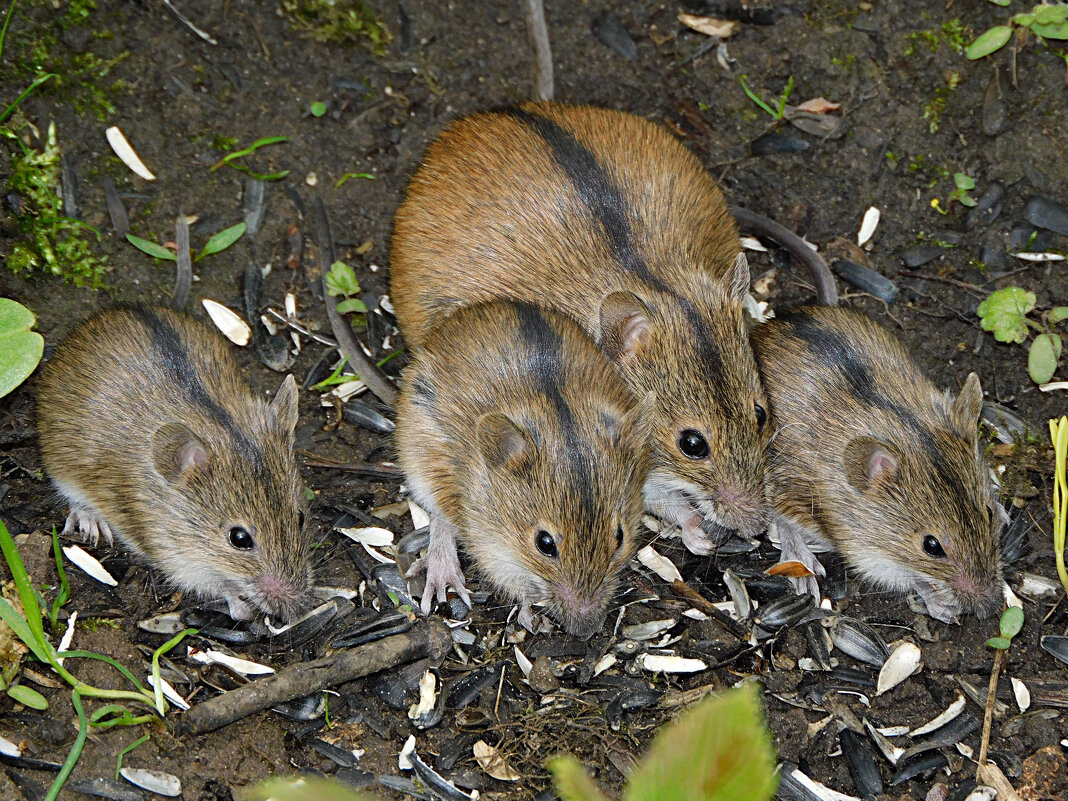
(1, 1), (1067, 800)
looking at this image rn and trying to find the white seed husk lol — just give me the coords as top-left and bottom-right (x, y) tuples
(1011, 677), (1031, 712)
(622, 619), (677, 641)
(513, 646), (533, 679)
(592, 654), (617, 677)
(637, 653), (707, 673)
(62, 545), (118, 586)
(336, 526), (395, 547)
(876, 641), (921, 695)
(408, 501), (430, 529)
(106, 126), (156, 180)
(864, 719), (905, 765)
(186, 646), (274, 675)
(635, 545), (683, 583)
(137, 612), (186, 635)
(0, 734), (21, 758)
(909, 692), (965, 736)
(120, 768), (181, 797)
(857, 206), (880, 247)
(201, 299), (251, 346)
(148, 675), (190, 711)
(408, 670), (438, 722)
(474, 739), (520, 781)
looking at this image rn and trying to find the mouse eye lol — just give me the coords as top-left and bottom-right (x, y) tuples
(536, 530), (558, 558)
(678, 429), (709, 459)
(755, 403), (767, 430)
(229, 526), (255, 550)
(922, 534), (946, 558)
(615, 525), (625, 548)
(297, 510), (306, 530)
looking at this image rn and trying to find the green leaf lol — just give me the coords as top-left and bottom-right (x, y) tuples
(548, 756), (612, 801)
(325, 261), (360, 297)
(336, 298), (368, 315)
(954, 172), (975, 190)
(957, 194), (978, 207)
(1032, 19), (1068, 39)
(1012, 13), (1036, 26)
(977, 287), (1037, 344)
(125, 233), (177, 261)
(195, 222), (247, 261)
(0, 298), (44, 399)
(1034, 5), (1068, 25)
(311, 101), (327, 117)
(115, 734), (150, 780)
(624, 684), (779, 801)
(1053, 333), (1064, 360)
(986, 0), (1011, 5)
(49, 527), (69, 629)
(0, 598), (50, 664)
(1000, 605), (1024, 639)
(966, 26), (1014, 59)
(249, 777), (380, 801)
(0, 519), (48, 658)
(7, 683), (48, 709)
(335, 172), (376, 187)
(1028, 334), (1059, 383)
(1049, 306), (1068, 324)
(986, 636), (1011, 649)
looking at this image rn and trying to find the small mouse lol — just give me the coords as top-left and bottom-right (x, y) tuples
(392, 101), (769, 555)
(37, 306), (311, 621)
(750, 306), (1004, 622)
(395, 300), (652, 637)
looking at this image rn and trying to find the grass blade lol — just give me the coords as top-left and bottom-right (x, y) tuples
(151, 628), (197, 713)
(49, 527), (69, 629)
(0, 519), (47, 650)
(126, 233), (177, 261)
(45, 689), (87, 801)
(0, 73), (55, 125)
(115, 734), (150, 780)
(194, 222), (246, 261)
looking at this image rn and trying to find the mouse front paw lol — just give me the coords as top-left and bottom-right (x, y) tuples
(407, 516), (472, 615)
(61, 506), (115, 548)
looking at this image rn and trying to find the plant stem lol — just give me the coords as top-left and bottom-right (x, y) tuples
(46, 688), (87, 801)
(977, 647), (1004, 771)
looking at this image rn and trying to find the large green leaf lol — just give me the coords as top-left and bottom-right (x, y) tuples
(1028, 334), (1060, 383)
(977, 287), (1036, 344)
(624, 685), (779, 801)
(0, 298), (43, 399)
(547, 756), (612, 801)
(966, 26), (1013, 59)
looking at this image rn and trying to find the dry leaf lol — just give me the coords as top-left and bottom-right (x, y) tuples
(795, 97), (841, 114)
(677, 14), (738, 38)
(767, 560), (815, 578)
(474, 740), (520, 781)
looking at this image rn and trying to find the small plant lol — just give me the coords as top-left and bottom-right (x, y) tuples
(977, 604), (1024, 782)
(739, 74), (794, 121)
(281, 0), (391, 55)
(126, 222), (246, 263)
(209, 135), (289, 180)
(967, 3), (1068, 59)
(1051, 416), (1068, 595)
(0, 298), (43, 399)
(931, 172), (978, 214)
(986, 604), (1025, 650)
(976, 287), (1068, 383)
(310, 100), (327, 117)
(325, 260), (368, 315)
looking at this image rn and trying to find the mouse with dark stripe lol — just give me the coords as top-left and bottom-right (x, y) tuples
(392, 102), (767, 555)
(38, 306), (311, 621)
(395, 301), (651, 637)
(751, 306), (1004, 622)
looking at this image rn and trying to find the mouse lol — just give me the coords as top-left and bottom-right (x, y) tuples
(750, 305), (1004, 622)
(395, 299), (652, 637)
(391, 101), (772, 556)
(36, 305), (311, 622)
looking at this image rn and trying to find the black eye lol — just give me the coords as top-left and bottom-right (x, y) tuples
(922, 534), (945, 558)
(229, 526), (254, 550)
(678, 429), (709, 459)
(536, 530), (558, 558)
(755, 404), (767, 430)
(298, 510), (306, 529)
(615, 525), (625, 547)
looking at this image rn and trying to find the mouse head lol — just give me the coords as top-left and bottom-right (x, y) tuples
(596, 255), (768, 538)
(148, 374), (311, 621)
(462, 391), (653, 638)
(839, 374), (1003, 621)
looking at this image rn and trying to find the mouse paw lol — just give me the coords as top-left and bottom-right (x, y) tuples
(774, 515), (826, 602)
(409, 517), (472, 615)
(517, 603), (553, 634)
(61, 506), (114, 548)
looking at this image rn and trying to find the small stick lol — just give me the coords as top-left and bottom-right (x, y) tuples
(897, 270), (987, 296)
(172, 212), (192, 310)
(265, 307), (339, 348)
(976, 647), (1004, 771)
(178, 620), (450, 736)
(310, 195), (398, 407)
(730, 205), (838, 306)
(524, 0), (554, 101)
(299, 453), (403, 480)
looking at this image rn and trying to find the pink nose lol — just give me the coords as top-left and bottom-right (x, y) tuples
(259, 574), (293, 600)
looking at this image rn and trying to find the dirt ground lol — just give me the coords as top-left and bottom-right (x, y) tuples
(2, 1), (1068, 799)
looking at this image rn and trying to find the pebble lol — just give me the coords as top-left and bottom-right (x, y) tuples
(591, 10), (637, 60)
(1025, 195), (1068, 236)
(1009, 225), (1052, 252)
(528, 655), (560, 694)
(966, 181), (1005, 229)
(980, 231), (1010, 271)
(750, 133), (810, 155)
(982, 72), (1009, 136)
(901, 244), (944, 268)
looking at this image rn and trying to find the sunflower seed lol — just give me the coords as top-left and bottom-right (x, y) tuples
(723, 569), (752, 620)
(201, 299), (251, 346)
(876, 642), (921, 695)
(1011, 677), (1031, 712)
(752, 592), (815, 632)
(857, 207), (880, 247)
(778, 762), (862, 800)
(137, 612), (186, 635)
(120, 768), (180, 797)
(829, 617), (889, 667)
(67, 777), (148, 800)
(1013, 571), (1060, 602)
(622, 619), (677, 641)
(105, 127), (156, 181)
(62, 544), (118, 586)
(840, 727), (883, 798)
(400, 736), (478, 800)
(1040, 635), (1068, 667)
(889, 752), (947, 786)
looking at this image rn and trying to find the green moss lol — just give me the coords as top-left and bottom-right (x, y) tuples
(2, 122), (107, 287)
(922, 70), (961, 133)
(904, 18), (969, 57)
(80, 617), (121, 632)
(281, 0), (391, 55)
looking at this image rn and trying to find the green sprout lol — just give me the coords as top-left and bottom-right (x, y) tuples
(209, 135), (290, 180)
(967, 3), (1068, 60)
(335, 172), (375, 188)
(977, 288), (1068, 383)
(986, 605), (1025, 650)
(310, 100), (327, 117)
(1052, 416), (1068, 595)
(739, 74), (794, 120)
(325, 260), (368, 315)
(126, 222), (246, 263)
(949, 172), (977, 206)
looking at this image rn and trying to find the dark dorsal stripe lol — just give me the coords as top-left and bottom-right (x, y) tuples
(500, 107), (726, 398)
(512, 301), (596, 517)
(780, 311), (973, 525)
(128, 307), (266, 474)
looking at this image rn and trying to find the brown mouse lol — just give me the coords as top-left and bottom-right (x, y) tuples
(391, 101), (767, 555)
(395, 300), (651, 637)
(37, 306), (311, 621)
(750, 305), (1004, 622)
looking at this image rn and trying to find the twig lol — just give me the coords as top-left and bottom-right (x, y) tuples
(977, 647), (1003, 770)
(309, 194), (398, 406)
(177, 621), (450, 735)
(730, 205), (838, 306)
(897, 270), (987, 297)
(523, 0), (554, 101)
(172, 213), (191, 310)
(299, 452), (403, 480)
(265, 307), (339, 348)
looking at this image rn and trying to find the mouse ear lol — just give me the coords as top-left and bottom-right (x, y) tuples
(270, 374), (299, 434)
(843, 436), (899, 492)
(951, 372), (983, 430)
(477, 412), (535, 473)
(599, 292), (651, 362)
(152, 422), (209, 483)
(726, 251), (751, 304)
(604, 390), (657, 448)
